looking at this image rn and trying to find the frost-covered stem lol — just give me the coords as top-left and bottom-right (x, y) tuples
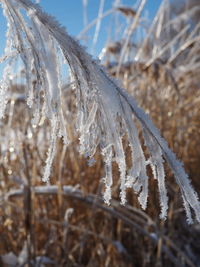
(111, 80), (200, 223)
(1, 0), (200, 223)
(146, 24), (190, 67)
(135, 0), (166, 61)
(116, 0), (147, 77)
(78, 8), (114, 39)
(91, 0), (105, 53)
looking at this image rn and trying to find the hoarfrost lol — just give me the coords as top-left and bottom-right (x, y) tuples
(1, 0), (200, 223)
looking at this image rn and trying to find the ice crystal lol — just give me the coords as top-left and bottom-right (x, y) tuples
(1, 0), (200, 223)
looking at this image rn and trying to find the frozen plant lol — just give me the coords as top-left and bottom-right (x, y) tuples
(0, 0), (200, 223)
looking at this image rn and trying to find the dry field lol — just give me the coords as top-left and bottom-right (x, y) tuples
(0, 0), (200, 266)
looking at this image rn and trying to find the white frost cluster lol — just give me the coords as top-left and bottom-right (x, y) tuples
(1, 0), (68, 182)
(1, 0), (200, 223)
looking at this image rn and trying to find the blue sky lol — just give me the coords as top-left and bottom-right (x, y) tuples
(0, 0), (162, 59)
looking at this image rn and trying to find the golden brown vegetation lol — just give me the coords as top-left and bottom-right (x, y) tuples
(0, 0), (200, 266)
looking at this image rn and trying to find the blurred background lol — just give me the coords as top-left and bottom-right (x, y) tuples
(0, 0), (200, 266)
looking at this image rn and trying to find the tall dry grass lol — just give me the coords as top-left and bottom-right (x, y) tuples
(0, 0), (200, 266)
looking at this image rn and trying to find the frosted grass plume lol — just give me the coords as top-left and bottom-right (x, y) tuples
(0, 0), (200, 223)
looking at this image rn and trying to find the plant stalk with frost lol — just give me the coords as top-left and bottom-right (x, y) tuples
(0, 0), (200, 223)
